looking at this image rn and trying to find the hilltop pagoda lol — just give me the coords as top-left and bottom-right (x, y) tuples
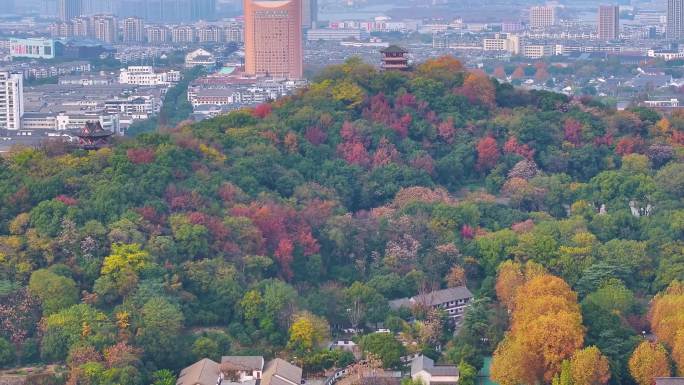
(380, 45), (410, 71)
(76, 121), (113, 150)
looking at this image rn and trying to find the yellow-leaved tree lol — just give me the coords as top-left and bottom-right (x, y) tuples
(628, 341), (671, 385)
(491, 269), (585, 385)
(288, 311), (330, 354)
(570, 346), (611, 385)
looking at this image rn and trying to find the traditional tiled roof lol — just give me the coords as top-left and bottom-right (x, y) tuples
(261, 358), (302, 385)
(380, 45), (408, 54)
(176, 358), (220, 385)
(221, 356), (264, 371)
(389, 286), (473, 310)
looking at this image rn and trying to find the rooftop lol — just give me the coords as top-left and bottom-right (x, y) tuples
(176, 358), (220, 385)
(389, 286), (473, 310)
(411, 356), (459, 378)
(380, 45), (408, 54)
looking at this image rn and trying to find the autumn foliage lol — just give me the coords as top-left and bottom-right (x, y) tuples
(492, 264), (585, 385)
(648, 281), (684, 374)
(476, 136), (501, 171)
(569, 346), (611, 385)
(457, 72), (496, 108)
(252, 103), (273, 119)
(628, 341), (671, 385)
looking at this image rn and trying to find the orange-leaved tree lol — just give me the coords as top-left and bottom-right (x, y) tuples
(628, 341), (671, 385)
(648, 281), (684, 374)
(570, 346), (611, 385)
(492, 269), (585, 385)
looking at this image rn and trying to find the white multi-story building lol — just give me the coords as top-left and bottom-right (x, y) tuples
(197, 25), (223, 43)
(146, 25), (170, 43)
(523, 44), (555, 58)
(21, 112), (120, 135)
(530, 6), (556, 28)
(104, 96), (159, 119)
(0, 71), (24, 130)
(483, 33), (521, 54)
(119, 66), (181, 86)
(225, 23), (244, 43)
(172, 25), (196, 43)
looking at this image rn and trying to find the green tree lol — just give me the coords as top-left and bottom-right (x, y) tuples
(359, 332), (405, 369)
(28, 269), (79, 315)
(151, 369), (176, 385)
(29, 200), (68, 237)
(0, 337), (14, 368)
(135, 297), (184, 367)
(458, 361), (477, 385)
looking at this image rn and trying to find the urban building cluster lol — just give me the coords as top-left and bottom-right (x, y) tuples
(49, 17), (245, 45)
(0, 64), (181, 136)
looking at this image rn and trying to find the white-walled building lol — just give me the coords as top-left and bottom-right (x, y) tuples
(483, 33), (521, 54)
(119, 66), (181, 86)
(185, 48), (217, 68)
(0, 71), (24, 130)
(411, 356), (459, 385)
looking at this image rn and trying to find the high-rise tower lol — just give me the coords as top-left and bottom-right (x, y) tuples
(598, 5), (620, 40)
(0, 71), (24, 131)
(244, 0), (303, 79)
(59, 0), (83, 21)
(668, 0), (684, 40)
(123, 17), (145, 42)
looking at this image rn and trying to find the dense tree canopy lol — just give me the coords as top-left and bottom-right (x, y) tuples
(0, 56), (683, 384)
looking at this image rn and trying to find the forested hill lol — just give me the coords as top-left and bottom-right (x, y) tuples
(1, 56), (683, 385)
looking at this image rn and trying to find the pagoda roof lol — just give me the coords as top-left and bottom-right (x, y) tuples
(381, 45), (408, 54)
(77, 121), (114, 138)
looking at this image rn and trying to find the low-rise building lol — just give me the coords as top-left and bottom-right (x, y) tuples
(119, 66), (181, 86)
(21, 112), (121, 135)
(306, 28), (369, 41)
(185, 48), (217, 68)
(177, 356), (301, 385)
(389, 286), (473, 325)
(647, 49), (684, 60)
(10, 38), (59, 59)
(411, 356), (459, 385)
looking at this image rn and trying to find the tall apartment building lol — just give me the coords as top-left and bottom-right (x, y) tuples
(190, 0), (216, 20)
(59, 0), (82, 21)
(146, 25), (170, 43)
(529, 6), (556, 28)
(668, 0), (684, 40)
(302, 0), (317, 29)
(197, 25), (223, 42)
(225, 23), (244, 43)
(92, 15), (118, 43)
(72, 16), (91, 38)
(598, 5), (620, 40)
(50, 21), (74, 38)
(171, 25), (196, 43)
(122, 17), (145, 43)
(244, 0), (303, 79)
(0, 72), (24, 131)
